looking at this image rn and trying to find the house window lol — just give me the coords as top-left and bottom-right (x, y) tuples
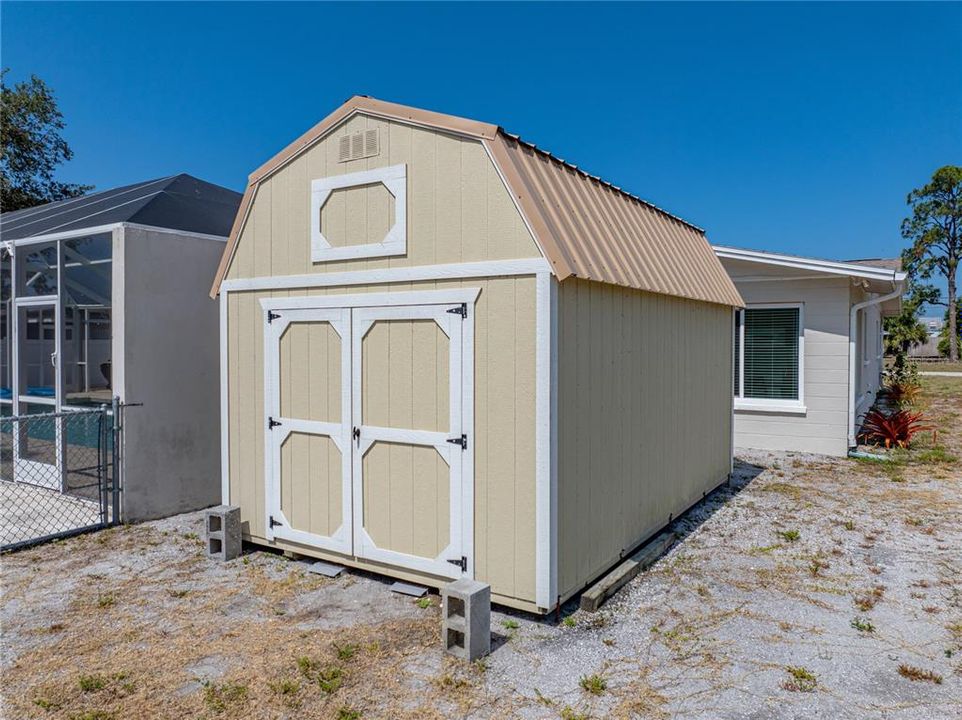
(733, 306), (802, 403)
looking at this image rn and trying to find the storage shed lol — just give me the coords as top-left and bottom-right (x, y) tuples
(212, 97), (743, 613)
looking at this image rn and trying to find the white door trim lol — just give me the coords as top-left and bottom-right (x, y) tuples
(350, 302), (469, 580)
(263, 307), (353, 554)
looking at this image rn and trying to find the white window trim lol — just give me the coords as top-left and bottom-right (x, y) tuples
(733, 302), (806, 414)
(310, 163), (407, 262)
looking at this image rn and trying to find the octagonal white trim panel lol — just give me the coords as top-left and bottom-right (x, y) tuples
(310, 163), (407, 262)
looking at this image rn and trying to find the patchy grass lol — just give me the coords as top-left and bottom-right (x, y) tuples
(96, 593), (116, 609)
(579, 673), (607, 695)
(317, 667), (343, 694)
(3, 378), (960, 720)
(782, 666), (817, 692)
(897, 664), (943, 684)
(202, 680), (248, 713)
(501, 618), (520, 630)
(776, 529), (800, 543)
(268, 678), (299, 695)
(334, 642), (359, 662)
(560, 706), (591, 720)
(77, 674), (107, 692)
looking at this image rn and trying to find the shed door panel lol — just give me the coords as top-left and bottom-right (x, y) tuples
(352, 306), (464, 579)
(267, 309), (352, 554)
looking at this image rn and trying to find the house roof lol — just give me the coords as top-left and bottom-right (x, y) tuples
(1, 174), (243, 242)
(713, 245), (907, 283)
(210, 96), (743, 307)
(845, 257), (903, 272)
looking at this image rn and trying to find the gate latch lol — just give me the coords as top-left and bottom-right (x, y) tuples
(446, 303), (467, 319)
(447, 556), (467, 572)
(446, 434), (467, 450)
(268, 416), (282, 429)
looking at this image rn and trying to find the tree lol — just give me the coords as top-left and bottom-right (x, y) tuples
(883, 279), (938, 355)
(1, 69), (92, 211)
(938, 305), (962, 359)
(901, 166), (961, 362)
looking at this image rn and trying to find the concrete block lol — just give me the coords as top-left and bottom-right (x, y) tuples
(442, 579), (490, 661)
(205, 505), (241, 561)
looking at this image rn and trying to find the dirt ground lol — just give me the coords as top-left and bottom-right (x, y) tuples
(2, 377), (960, 719)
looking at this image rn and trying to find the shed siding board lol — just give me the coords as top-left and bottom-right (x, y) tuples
(224, 115), (540, 283)
(731, 276), (852, 456)
(226, 277), (537, 605)
(556, 279), (733, 600)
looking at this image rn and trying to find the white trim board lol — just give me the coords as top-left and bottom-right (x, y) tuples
(5, 221), (228, 248)
(220, 291), (230, 505)
(222, 258), (549, 293)
(733, 303), (805, 409)
(715, 245), (906, 283)
(311, 164), (407, 262)
(533, 271), (558, 611)
(259, 287), (481, 312)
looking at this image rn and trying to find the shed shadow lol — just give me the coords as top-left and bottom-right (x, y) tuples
(542, 456), (767, 626)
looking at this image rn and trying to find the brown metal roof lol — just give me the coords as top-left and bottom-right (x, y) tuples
(211, 96), (743, 307)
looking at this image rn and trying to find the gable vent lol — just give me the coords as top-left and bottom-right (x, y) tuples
(337, 129), (379, 162)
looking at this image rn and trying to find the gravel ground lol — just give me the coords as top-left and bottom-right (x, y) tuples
(2, 378), (960, 719)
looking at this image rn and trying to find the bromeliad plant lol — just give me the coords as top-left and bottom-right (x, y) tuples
(882, 381), (922, 408)
(858, 408), (931, 449)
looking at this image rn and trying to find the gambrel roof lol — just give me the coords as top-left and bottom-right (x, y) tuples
(211, 96), (743, 307)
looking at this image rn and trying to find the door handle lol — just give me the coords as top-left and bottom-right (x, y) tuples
(50, 351), (57, 368)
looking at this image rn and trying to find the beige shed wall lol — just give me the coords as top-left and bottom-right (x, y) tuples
(730, 274), (852, 456)
(226, 277), (538, 608)
(225, 113), (541, 281)
(556, 279), (733, 601)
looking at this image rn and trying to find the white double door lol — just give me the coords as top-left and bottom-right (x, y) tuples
(264, 299), (471, 580)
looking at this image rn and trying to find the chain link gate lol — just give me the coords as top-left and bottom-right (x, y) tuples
(0, 400), (124, 552)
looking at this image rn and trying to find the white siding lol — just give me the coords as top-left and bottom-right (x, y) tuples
(853, 287), (884, 425)
(729, 272), (852, 456)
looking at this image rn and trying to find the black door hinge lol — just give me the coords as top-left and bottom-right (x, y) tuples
(446, 303), (467, 319)
(269, 515), (283, 528)
(447, 556), (467, 572)
(268, 416), (282, 429)
(352, 426), (360, 446)
(267, 310), (281, 323)
(446, 433), (467, 450)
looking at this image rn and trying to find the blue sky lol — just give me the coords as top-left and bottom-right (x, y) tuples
(2, 1), (960, 268)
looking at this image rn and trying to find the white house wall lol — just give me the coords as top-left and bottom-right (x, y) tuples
(731, 275), (852, 456)
(120, 226), (224, 520)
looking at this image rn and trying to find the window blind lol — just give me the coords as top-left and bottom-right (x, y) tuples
(733, 311), (741, 395)
(742, 307), (799, 400)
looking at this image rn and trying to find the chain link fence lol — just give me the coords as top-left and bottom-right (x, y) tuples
(1, 402), (121, 552)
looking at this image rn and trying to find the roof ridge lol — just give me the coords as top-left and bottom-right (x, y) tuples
(499, 131), (705, 235)
(0, 175), (178, 224)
